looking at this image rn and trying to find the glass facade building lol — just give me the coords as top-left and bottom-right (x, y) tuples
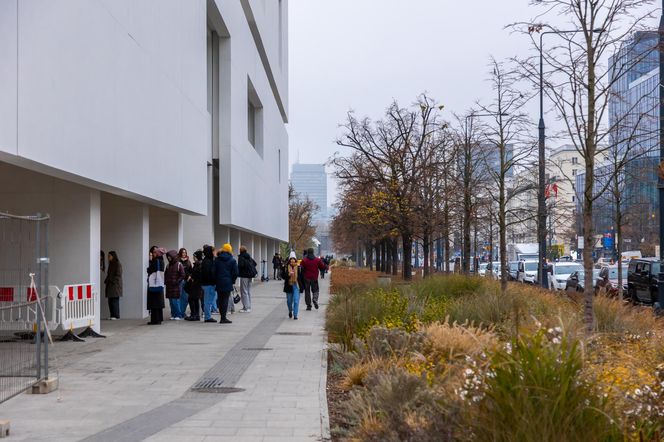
(290, 163), (328, 221)
(576, 31), (660, 256)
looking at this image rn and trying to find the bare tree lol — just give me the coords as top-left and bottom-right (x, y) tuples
(333, 94), (448, 280)
(477, 58), (537, 293)
(288, 184), (318, 252)
(514, 0), (656, 330)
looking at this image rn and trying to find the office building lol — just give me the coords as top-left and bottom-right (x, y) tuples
(0, 0), (289, 328)
(290, 163), (328, 220)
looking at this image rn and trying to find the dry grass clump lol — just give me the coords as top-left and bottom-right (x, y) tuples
(421, 318), (498, 362)
(340, 359), (383, 390)
(593, 295), (659, 335)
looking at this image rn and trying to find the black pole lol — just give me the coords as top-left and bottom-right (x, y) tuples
(538, 33), (547, 288)
(658, 0), (664, 314)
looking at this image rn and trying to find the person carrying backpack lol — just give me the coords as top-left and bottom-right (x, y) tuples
(237, 245), (257, 313)
(300, 248), (326, 310)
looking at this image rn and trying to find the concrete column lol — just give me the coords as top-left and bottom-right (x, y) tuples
(230, 229), (240, 257)
(149, 207), (181, 252)
(101, 193), (149, 320)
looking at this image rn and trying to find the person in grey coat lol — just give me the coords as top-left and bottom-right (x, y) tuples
(104, 251), (122, 320)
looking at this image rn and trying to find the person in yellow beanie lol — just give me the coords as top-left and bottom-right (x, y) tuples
(213, 243), (238, 324)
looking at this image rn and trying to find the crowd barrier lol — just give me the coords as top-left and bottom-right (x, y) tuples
(0, 283), (104, 341)
(58, 283), (104, 341)
(0, 285), (60, 333)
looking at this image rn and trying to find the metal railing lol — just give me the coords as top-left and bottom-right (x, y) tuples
(0, 212), (50, 404)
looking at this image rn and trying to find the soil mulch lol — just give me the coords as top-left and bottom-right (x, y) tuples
(326, 352), (350, 440)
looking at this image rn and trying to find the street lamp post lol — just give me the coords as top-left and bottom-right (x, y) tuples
(535, 27), (604, 288)
(657, 0), (664, 315)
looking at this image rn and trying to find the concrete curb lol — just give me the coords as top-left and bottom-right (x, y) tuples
(319, 332), (331, 442)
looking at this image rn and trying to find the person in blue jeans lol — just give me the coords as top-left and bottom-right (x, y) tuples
(200, 245), (218, 323)
(282, 251), (303, 320)
(178, 248), (193, 317)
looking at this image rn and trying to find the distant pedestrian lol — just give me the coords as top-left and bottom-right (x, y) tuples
(300, 248), (325, 310)
(200, 245), (218, 323)
(165, 250), (186, 320)
(104, 251), (122, 320)
(282, 251), (303, 319)
(237, 245), (257, 313)
(272, 252), (283, 280)
(147, 246), (166, 325)
(214, 244), (239, 324)
(319, 256), (328, 279)
(178, 248), (193, 318)
(185, 250), (204, 321)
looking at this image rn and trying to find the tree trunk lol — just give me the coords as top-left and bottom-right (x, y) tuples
(385, 239), (392, 274)
(375, 242), (381, 272)
(380, 240), (387, 273)
(402, 232), (413, 280)
(499, 175), (508, 295)
(582, 42), (597, 333)
(391, 237), (399, 276)
(366, 242), (374, 271)
(423, 233), (430, 278)
(463, 210), (471, 274)
(615, 175), (623, 301)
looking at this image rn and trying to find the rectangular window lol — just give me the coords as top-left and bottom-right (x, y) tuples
(572, 196), (575, 202)
(247, 77), (264, 156)
(572, 169), (577, 176)
(278, 149), (281, 183)
(572, 157), (578, 165)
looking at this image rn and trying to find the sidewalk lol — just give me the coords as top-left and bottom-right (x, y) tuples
(0, 276), (331, 442)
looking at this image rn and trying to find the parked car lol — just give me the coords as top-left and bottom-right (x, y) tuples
(627, 258), (661, 304)
(551, 262), (584, 290)
(517, 260), (539, 284)
(596, 265), (628, 298)
(565, 269), (601, 292)
(477, 263), (488, 277)
(508, 261), (519, 281)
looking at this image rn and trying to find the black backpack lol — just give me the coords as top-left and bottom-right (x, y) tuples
(249, 258), (258, 277)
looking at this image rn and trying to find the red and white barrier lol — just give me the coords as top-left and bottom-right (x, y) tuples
(59, 284), (97, 332)
(0, 285), (59, 332)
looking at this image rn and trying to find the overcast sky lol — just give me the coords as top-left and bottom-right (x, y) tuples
(286, 0), (658, 206)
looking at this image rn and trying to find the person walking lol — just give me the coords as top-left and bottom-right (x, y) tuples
(201, 245), (217, 323)
(147, 246), (166, 325)
(319, 256), (328, 280)
(282, 251), (303, 319)
(185, 249), (204, 321)
(300, 248), (325, 311)
(237, 245), (257, 313)
(104, 251), (122, 320)
(178, 248), (193, 318)
(214, 243), (238, 324)
(272, 252), (282, 280)
(165, 250), (186, 320)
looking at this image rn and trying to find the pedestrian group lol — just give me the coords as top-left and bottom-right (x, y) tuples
(102, 244), (329, 324)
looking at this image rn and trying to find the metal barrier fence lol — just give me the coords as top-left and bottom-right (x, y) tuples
(0, 212), (50, 404)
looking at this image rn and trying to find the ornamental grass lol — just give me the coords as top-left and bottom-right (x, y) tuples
(327, 271), (664, 441)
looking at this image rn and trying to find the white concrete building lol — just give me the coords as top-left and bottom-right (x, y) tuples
(0, 0), (289, 328)
(547, 144), (584, 253)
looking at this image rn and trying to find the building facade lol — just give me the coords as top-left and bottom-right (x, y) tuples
(290, 163), (328, 221)
(0, 0), (289, 328)
(547, 144), (584, 253)
(575, 30), (660, 257)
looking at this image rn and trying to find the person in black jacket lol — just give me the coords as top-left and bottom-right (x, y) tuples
(272, 252), (282, 280)
(185, 249), (204, 321)
(147, 246), (166, 325)
(201, 245), (217, 323)
(214, 243), (239, 324)
(237, 245), (257, 313)
(104, 251), (122, 319)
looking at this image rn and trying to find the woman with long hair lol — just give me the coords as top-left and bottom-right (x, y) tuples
(178, 248), (193, 319)
(281, 251), (303, 320)
(104, 251), (122, 320)
(147, 246), (166, 325)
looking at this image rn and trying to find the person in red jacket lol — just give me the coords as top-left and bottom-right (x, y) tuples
(299, 248), (325, 310)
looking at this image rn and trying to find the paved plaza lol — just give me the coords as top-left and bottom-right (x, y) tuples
(0, 277), (330, 442)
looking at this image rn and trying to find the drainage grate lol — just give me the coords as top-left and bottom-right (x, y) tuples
(275, 332), (312, 336)
(242, 347), (273, 351)
(191, 386), (245, 394)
